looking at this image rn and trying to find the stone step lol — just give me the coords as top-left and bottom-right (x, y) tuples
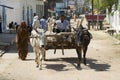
(0, 42), (11, 46)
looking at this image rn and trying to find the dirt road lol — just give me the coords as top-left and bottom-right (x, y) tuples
(0, 30), (120, 80)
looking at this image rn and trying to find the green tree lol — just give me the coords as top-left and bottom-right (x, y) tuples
(90, 0), (118, 13)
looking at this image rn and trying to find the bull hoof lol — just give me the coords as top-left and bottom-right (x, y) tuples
(76, 64), (82, 70)
(84, 63), (86, 65)
(84, 61), (86, 65)
(21, 59), (25, 61)
(36, 65), (39, 68)
(77, 64), (80, 67)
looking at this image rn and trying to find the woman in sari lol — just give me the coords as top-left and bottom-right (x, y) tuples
(16, 21), (29, 60)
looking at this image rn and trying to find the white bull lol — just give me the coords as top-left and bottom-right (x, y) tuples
(30, 28), (46, 70)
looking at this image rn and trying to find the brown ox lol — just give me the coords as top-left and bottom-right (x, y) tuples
(74, 24), (92, 68)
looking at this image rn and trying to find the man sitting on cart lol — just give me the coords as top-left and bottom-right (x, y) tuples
(53, 15), (71, 33)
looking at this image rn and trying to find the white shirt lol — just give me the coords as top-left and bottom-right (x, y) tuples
(40, 18), (47, 31)
(32, 16), (41, 29)
(55, 19), (69, 31)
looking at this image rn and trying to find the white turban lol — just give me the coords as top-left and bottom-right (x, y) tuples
(33, 16), (39, 22)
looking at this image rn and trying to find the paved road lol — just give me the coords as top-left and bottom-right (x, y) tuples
(1, 19), (120, 80)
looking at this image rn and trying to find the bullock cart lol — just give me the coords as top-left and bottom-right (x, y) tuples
(43, 17), (91, 68)
(44, 32), (76, 55)
(44, 17), (85, 52)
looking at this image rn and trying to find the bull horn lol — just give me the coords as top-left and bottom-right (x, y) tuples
(80, 17), (84, 25)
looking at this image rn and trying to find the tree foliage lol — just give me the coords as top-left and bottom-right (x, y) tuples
(90, 0), (118, 13)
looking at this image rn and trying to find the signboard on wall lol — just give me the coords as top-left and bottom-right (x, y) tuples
(56, 3), (65, 8)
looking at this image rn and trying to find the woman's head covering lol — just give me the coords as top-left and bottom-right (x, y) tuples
(20, 21), (27, 28)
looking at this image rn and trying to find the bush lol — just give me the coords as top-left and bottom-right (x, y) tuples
(114, 34), (120, 40)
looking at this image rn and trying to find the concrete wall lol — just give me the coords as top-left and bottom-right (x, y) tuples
(109, 10), (120, 32)
(106, 0), (120, 33)
(0, 0), (20, 25)
(0, 0), (43, 26)
(0, 7), (1, 21)
(106, 11), (120, 33)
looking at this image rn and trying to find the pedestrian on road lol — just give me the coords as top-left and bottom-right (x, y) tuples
(40, 16), (47, 32)
(8, 21), (14, 29)
(14, 22), (19, 32)
(32, 14), (41, 30)
(16, 21), (29, 60)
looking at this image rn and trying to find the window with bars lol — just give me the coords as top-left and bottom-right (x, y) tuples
(36, 4), (44, 18)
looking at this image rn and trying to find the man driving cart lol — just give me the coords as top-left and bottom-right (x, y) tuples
(53, 15), (71, 33)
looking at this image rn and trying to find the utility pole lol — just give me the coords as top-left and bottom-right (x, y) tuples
(92, 0), (94, 28)
(97, 0), (99, 29)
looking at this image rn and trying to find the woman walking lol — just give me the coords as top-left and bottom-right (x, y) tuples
(16, 21), (29, 60)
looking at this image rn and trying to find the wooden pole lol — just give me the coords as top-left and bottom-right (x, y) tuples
(97, 0), (99, 30)
(92, 0), (94, 28)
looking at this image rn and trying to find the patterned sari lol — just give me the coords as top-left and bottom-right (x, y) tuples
(16, 22), (29, 60)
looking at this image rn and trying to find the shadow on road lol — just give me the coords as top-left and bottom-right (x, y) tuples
(45, 64), (69, 71)
(86, 58), (111, 71)
(45, 57), (77, 71)
(45, 57), (111, 71)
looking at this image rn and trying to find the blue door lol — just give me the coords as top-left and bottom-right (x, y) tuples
(0, 22), (1, 33)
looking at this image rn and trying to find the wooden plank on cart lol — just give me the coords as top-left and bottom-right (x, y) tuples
(45, 32), (75, 37)
(45, 31), (76, 50)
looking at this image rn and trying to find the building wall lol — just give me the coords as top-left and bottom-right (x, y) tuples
(111, 0), (120, 32)
(0, 0), (44, 26)
(105, 0), (120, 33)
(48, 0), (63, 10)
(0, 7), (2, 21)
(1, 0), (20, 24)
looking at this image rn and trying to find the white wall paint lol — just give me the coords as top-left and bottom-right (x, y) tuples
(0, 0), (43, 26)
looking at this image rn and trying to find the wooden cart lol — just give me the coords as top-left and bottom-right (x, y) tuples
(44, 32), (76, 55)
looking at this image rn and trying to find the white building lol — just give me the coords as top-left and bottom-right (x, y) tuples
(106, 0), (120, 33)
(0, 0), (45, 32)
